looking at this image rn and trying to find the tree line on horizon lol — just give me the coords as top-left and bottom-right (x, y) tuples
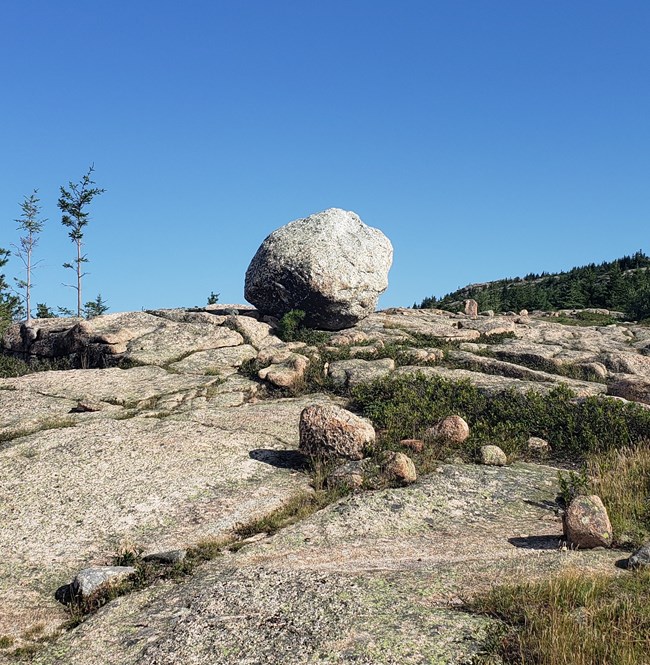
(0, 166), (108, 331)
(416, 251), (650, 321)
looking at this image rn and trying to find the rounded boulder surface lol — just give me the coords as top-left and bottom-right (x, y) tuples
(627, 543), (650, 569)
(563, 495), (613, 549)
(480, 445), (507, 466)
(425, 415), (470, 445)
(382, 451), (417, 485)
(244, 208), (393, 331)
(527, 436), (551, 457)
(299, 404), (375, 462)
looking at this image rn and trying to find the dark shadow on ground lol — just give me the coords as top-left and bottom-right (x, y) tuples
(508, 534), (562, 550)
(249, 448), (308, 471)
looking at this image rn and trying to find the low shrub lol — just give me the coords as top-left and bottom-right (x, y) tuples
(350, 373), (650, 461)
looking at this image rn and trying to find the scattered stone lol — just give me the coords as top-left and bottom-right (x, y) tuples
(563, 495), (612, 549)
(326, 461), (365, 490)
(244, 208), (393, 330)
(527, 436), (551, 457)
(627, 543), (650, 569)
(142, 550), (187, 565)
(464, 299), (478, 317)
(403, 347), (443, 364)
(519, 309), (528, 316)
(425, 415), (470, 445)
(479, 310), (495, 317)
(71, 566), (136, 600)
(258, 353), (310, 389)
(299, 404), (375, 461)
(382, 451), (417, 485)
(400, 438), (424, 453)
(480, 445), (507, 466)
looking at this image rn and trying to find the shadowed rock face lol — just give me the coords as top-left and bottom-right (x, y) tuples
(244, 208), (393, 330)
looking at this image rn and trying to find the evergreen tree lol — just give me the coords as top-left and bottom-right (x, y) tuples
(58, 165), (105, 317)
(83, 293), (109, 319)
(0, 248), (21, 330)
(13, 190), (46, 322)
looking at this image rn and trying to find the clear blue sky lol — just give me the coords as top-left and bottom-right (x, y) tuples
(2, 1), (649, 314)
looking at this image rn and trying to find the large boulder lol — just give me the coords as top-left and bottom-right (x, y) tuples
(244, 208), (393, 331)
(563, 495), (612, 549)
(299, 404), (375, 461)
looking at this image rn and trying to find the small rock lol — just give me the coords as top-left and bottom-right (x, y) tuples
(464, 299), (478, 317)
(382, 451), (417, 485)
(479, 310), (495, 317)
(299, 404), (375, 461)
(142, 549), (187, 565)
(480, 445), (507, 466)
(519, 309), (528, 316)
(400, 438), (424, 453)
(258, 353), (309, 389)
(563, 495), (612, 549)
(72, 566), (136, 600)
(627, 543), (650, 569)
(424, 415), (470, 445)
(326, 461), (365, 490)
(527, 436), (551, 457)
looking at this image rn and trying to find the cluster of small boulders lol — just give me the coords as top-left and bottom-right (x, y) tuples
(298, 404), (418, 488)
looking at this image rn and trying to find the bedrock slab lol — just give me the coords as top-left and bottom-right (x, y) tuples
(31, 463), (621, 665)
(0, 395), (335, 649)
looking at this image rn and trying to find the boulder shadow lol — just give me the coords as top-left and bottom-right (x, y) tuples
(249, 448), (309, 471)
(615, 558), (630, 570)
(508, 534), (562, 550)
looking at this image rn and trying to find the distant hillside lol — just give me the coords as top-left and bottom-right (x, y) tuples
(417, 251), (650, 321)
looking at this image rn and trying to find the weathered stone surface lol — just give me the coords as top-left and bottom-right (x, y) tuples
(244, 208), (393, 330)
(425, 415), (470, 445)
(608, 377), (650, 405)
(527, 436), (551, 457)
(382, 451), (417, 485)
(480, 445), (507, 466)
(563, 495), (613, 549)
(627, 542), (650, 569)
(326, 460), (365, 490)
(72, 567), (135, 600)
(142, 550), (187, 565)
(168, 344), (257, 376)
(224, 315), (275, 349)
(299, 404), (375, 461)
(327, 357), (395, 390)
(36, 463), (621, 665)
(464, 299), (478, 317)
(258, 353), (309, 389)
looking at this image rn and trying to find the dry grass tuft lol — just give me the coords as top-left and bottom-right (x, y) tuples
(588, 443), (650, 548)
(469, 568), (650, 665)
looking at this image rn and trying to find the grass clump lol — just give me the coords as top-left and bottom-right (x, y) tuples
(587, 444), (650, 548)
(350, 373), (650, 461)
(234, 489), (345, 540)
(468, 568), (650, 665)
